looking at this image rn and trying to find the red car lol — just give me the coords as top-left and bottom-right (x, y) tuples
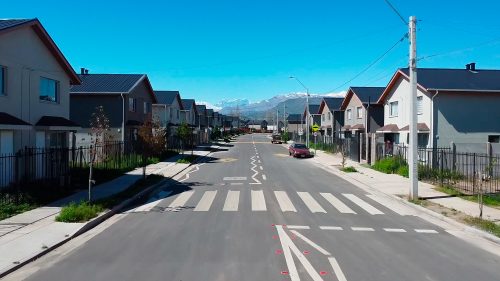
(288, 143), (312, 158)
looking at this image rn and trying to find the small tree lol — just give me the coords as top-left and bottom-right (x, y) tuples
(138, 116), (167, 179)
(177, 122), (191, 155)
(88, 106), (111, 201)
(339, 140), (348, 168)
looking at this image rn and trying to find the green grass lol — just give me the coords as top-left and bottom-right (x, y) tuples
(408, 198), (429, 207)
(176, 155), (198, 164)
(436, 185), (500, 208)
(0, 202), (36, 221)
(463, 216), (500, 238)
(341, 166), (358, 173)
(55, 202), (103, 223)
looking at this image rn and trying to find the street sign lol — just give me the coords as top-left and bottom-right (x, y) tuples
(298, 128), (303, 136)
(312, 124), (320, 132)
(313, 132), (318, 137)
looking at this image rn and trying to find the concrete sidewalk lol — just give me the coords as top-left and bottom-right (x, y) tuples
(309, 149), (500, 224)
(0, 144), (218, 276)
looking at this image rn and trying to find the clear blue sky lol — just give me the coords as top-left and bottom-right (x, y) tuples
(4, 0), (500, 104)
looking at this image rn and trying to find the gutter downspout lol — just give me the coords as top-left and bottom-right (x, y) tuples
(430, 90), (439, 148)
(120, 93), (125, 142)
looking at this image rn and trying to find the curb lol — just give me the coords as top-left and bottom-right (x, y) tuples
(0, 146), (217, 279)
(312, 158), (500, 245)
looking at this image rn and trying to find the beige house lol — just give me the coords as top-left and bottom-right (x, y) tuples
(0, 19), (81, 155)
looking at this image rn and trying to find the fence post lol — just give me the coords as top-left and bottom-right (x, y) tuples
(472, 153), (476, 193)
(440, 149), (444, 186)
(450, 141), (456, 172)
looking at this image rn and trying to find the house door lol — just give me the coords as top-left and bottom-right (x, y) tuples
(0, 131), (14, 187)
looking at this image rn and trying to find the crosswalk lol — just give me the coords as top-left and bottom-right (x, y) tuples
(149, 189), (410, 216)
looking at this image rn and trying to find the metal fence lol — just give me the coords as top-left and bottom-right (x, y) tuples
(0, 141), (154, 204)
(376, 143), (500, 194)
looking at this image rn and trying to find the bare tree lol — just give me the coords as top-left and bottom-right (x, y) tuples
(88, 106), (111, 201)
(138, 115), (167, 179)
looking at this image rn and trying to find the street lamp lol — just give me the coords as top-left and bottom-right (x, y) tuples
(289, 76), (310, 147)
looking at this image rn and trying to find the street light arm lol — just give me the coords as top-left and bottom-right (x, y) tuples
(289, 76), (309, 95)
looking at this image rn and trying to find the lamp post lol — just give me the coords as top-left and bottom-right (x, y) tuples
(290, 76), (310, 147)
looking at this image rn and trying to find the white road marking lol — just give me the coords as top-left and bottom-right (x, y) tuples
(274, 191), (297, 212)
(415, 229), (439, 234)
(194, 191), (217, 211)
(276, 225), (324, 281)
(319, 226), (343, 230)
(259, 166), (263, 170)
(366, 194), (415, 216)
(168, 191), (194, 208)
(286, 225), (310, 230)
(328, 257), (348, 281)
(290, 230), (331, 256)
(251, 190), (267, 211)
(351, 227), (375, 232)
(249, 182), (262, 185)
(133, 191), (172, 212)
(320, 193), (356, 214)
(223, 190), (240, 211)
(258, 160), (261, 163)
(384, 228), (407, 233)
(230, 183), (243, 186)
(342, 194), (384, 215)
(262, 174), (267, 180)
(297, 192), (327, 213)
(223, 177), (247, 181)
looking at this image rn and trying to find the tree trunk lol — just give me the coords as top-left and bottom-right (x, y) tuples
(88, 162), (93, 202)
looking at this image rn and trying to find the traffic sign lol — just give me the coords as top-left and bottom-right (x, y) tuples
(298, 128), (303, 136)
(312, 124), (320, 132)
(313, 132), (318, 137)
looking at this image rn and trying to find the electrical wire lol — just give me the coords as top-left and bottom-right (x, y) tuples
(418, 35), (500, 61)
(383, 0), (408, 26)
(321, 33), (408, 94)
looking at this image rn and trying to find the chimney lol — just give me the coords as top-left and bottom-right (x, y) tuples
(85, 69), (89, 75)
(470, 62), (476, 71)
(80, 67), (85, 75)
(465, 64), (470, 71)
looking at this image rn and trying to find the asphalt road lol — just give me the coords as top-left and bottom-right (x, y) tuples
(15, 134), (500, 281)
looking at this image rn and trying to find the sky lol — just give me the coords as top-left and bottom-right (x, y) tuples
(4, 0), (500, 105)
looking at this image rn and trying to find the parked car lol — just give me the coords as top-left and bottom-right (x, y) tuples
(271, 134), (283, 144)
(288, 143), (312, 158)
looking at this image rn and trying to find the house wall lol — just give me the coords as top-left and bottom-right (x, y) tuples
(333, 111), (344, 138)
(344, 94), (366, 129)
(0, 26), (72, 151)
(127, 80), (154, 125)
(320, 103), (333, 134)
(434, 91), (500, 147)
(383, 77), (432, 146)
(367, 104), (384, 133)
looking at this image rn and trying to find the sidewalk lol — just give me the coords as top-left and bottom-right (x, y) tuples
(0, 144), (218, 277)
(310, 149), (500, 223)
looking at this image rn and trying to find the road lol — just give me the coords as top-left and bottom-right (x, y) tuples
(10, 134), (500, 281)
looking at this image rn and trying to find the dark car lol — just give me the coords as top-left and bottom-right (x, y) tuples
(271, 134), (283, 144)
(288, 143), (312, 158)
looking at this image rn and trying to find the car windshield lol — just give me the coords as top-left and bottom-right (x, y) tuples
(294, 144), (307, 149)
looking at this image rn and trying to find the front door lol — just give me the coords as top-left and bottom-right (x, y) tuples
(0, 130), (14, 187)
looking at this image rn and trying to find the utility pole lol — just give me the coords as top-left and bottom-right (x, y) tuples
(409, 15), (418, 200)
(283, 104), (286, 134)
(276, 108), (279, 133)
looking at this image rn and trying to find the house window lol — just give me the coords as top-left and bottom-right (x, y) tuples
(417, 96), (423, 115)
(143, 102), (151, 114)
(48, 132), (67, 148)
(347, 109), (352, 120)
(389, 101), (398, 117)
(129, 98), (136, 112)
(489, 135), (500, 143)
(328, 112), (331, 120)
(0, 66), (5, 96)
(40, 77), (59, 102)
(322, 114), (325, 121)
(356, 107), (363, 119)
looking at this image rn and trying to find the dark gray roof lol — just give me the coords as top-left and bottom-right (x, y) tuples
(206, 109), (214, 116)
(181, 99), (195, 110)
(308, 104), (321, 114)
(350, 87), (385, 104)
(0, 19), (35, 31)
(323, 97), (344, 111)
(287, 114), (303, 123)
(70, 74), (145, 93)
(400, 68), (500, 91)
(196, 105), (207, 115)
(155, 91), (180, 106)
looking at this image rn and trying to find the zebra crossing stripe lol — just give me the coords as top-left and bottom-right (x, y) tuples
(223, 191), (240, 211)
(168, 191), (194, 208)
(274, 191), (297, 212)
(297, 192), (326, 213)
(342, 194), (384, 215)
(251, 190), (267, 211)
(320, 193), (356, 214)
(194, 191), (217, 211)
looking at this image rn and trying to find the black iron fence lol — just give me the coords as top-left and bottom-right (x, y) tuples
(0, 141), (163, 205)
(376, 143), (500, 194)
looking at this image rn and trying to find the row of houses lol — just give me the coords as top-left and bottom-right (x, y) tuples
(0, 18), (241, 157)
(286, 65), (500, 161)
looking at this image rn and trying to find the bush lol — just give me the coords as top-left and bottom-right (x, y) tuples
(341, 166), (357, 173)
(176, 155), (198, 164)
(397, 165), (409, 177)
(56, 202), (103, 223)
(0, 202), (35, 221)
(372, 156), (405, 174)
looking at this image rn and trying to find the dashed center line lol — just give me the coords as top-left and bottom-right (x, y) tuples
(351, 227), (375, 232)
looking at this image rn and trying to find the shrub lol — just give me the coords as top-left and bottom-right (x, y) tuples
(56, 202), (103, 223)
(397, 165), (409, 177)
(372, 156), (405, 174)
(176, 155), (198, 164)
(0, 202), (35, 221)
(341, 166), (357, 173)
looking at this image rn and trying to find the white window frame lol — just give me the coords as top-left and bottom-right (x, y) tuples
(39, 77), (59, 103)
(356, 106), (363, 119)
(328, 112), (331, 121)
(389, 101), (398, 117)
(417, 96), (423, 115)
(347, 109), (352, 120)
(129, 98), (136, 112)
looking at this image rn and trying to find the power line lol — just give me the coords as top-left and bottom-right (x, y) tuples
(383, 0), (408, 26)
(322, 33), (408, 94)
(418, 35), (500, 61)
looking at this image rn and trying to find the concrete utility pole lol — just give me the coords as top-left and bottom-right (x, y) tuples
(276, 108), (279, 133)
(409, 15), (418, 200)
(290, 76), (310, 147)
(283, 104), (286, 133)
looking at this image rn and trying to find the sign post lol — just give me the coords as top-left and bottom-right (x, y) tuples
(312, 124), (319, 156)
